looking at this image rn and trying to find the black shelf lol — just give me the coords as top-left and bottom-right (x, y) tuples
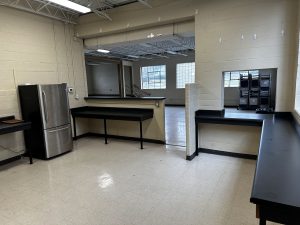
(239, 73), (272, 111)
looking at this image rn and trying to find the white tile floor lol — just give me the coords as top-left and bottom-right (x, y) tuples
(0, 137), (279, 225)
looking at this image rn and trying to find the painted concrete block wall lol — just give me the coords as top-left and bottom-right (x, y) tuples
(295, 2), (300, 116)
(186, 0), (299, 157)
(0, 6), (88, 161)
(198, 124), (261, 155)
(195, 0), (298, 111)
(76, 0), (195, 38)
(293, 0), (300, 123)
(185, 83), (201, 156)
(132, 53), (195, 105)
(185, 83), (222, 156)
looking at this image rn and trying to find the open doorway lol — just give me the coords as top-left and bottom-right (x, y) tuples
(85, 32), (195, 147)
(223, 68), (277, 114)
(132, 55), (195, 147)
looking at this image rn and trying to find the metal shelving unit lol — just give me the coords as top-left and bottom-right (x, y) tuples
(239, 74), (250, 110)
(238, 71), (273, 112)
(249, 74), (260, 110)
(256, 74), (273, 113)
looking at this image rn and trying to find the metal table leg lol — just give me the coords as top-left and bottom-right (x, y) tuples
(104, 119), (108, 144)
(140, 121), (143, 149)
(73, 116), (77, 140)
(259, 219), (266, 225)
(195, 121), (199, 156)
(28, 148), (33, 164)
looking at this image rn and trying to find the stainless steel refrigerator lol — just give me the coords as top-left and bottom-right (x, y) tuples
(18, 83), (73, 159)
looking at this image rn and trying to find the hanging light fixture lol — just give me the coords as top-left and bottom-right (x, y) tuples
(47, 0), (91, 13)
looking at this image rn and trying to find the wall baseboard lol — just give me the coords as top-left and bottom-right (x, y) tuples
(0, 155), (22, 166)
(198, 148), (257, 160)
(224, 105), (238, 108)
(186, 151), (197, 161)
(195, 109), (225, 117)
(74, 132), (165, 145)
(165, 104), (185, 107)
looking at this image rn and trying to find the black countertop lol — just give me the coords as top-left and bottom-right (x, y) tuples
(84, 96), (166, 100)
(195, 110), (300, 210)
(0, 116), (31, 135)
(71, 106), (154, 121)
(251, 115), (300, 208)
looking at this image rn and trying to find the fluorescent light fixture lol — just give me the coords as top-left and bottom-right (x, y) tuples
(47, 0), (91, 13)
(97, 49), (110, 54)
(166, 51), (177, 55)
(127, 55), (140, 58)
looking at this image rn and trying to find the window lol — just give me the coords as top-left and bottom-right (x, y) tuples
(224, 71), (240, 87)
(176, 62), (195, 88)
(140, 65), (166, 89)
(224, 70), (260, 87)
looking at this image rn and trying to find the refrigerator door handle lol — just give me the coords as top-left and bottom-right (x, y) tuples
(48, 126), (69, 133)
(42, 91), (48, 123)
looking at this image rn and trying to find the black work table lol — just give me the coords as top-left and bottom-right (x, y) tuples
(0, 116), (32, 164)
(70, 106), (154, 149)
(195, 110), (300, 225)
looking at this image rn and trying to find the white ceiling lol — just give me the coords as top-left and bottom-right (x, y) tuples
(0, 0), (149, 24)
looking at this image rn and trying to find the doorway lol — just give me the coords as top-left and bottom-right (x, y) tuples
(165, 106), (186, 147)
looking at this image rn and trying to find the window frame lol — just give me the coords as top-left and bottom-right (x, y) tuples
(140, 65), (166, 90)
(224, 71), (241, 88)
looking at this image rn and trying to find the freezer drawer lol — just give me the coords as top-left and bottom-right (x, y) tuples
(44, 124), (73, 158)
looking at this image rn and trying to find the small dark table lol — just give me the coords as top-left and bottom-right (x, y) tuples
(70, 107), (154, 149)
(0, 116), (32, 164)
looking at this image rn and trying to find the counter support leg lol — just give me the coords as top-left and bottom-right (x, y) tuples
(195, 121), (199, 156)
(73, 117), (77, 140)
(104, 119), (108, 144)
(28, 148), (33, 164)
(140, 121), (143, 149)
(259, 219), (266, 225)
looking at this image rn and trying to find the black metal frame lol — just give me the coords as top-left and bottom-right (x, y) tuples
(71, 107), (154, 149)
(0, 116), (32, 164)
(194, 116), (261, 159)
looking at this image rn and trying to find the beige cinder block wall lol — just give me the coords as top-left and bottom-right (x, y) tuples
(292, 0), (300, 124)
(195, 0), (298, 111)
(185, 0), (299, 157)
(0, 6), (88, 161)
(76, 0), (299, 157)
(187, 0), (300, 157)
